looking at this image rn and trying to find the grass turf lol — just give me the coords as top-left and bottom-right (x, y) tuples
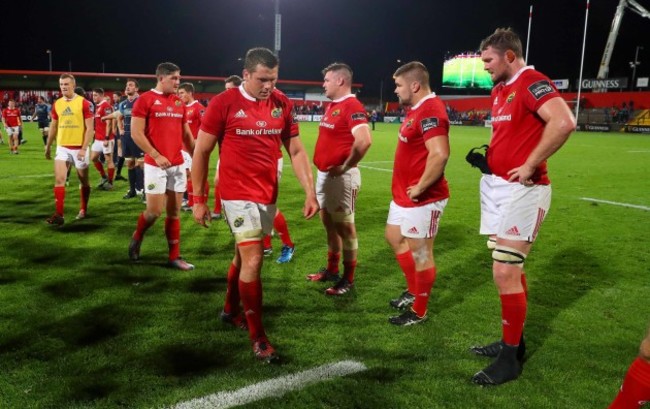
(0, 122), (648, 408)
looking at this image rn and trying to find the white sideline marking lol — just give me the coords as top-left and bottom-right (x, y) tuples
(1, 173), (51, 180)
(628, 150), (650, 153)
(358, 164), (393, 173)
(169, 360), (367, 409)
(580, 197), (650, 211)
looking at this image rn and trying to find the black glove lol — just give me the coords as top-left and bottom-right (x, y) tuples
(465, 144), (492, 174)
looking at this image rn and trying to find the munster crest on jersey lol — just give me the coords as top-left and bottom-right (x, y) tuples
(271, 107), (282, 118)
(175, 100), (182, 107)
(406, 119), (414, 128)
(507, 92), (516, 103)
(331, 109), (341, 117)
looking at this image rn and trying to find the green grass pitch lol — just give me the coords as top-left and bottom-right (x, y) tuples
(0, 122), (649, 408)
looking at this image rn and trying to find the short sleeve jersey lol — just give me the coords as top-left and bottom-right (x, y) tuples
(34, 103), (51, 123)
(93, 100), (112, 141)
(313, 94), (368, 171)
(392, 93), (450, 208)
(487, 66), (560, 185)
(119, 97), (138, 136)
(2, 108), (21, 127)
(200, 85), (299, 204)
(131, 89), (187, 167)
(185, 100), (205, 138)
(184, 100), (205, 153)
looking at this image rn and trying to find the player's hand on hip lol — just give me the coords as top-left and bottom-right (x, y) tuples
(192, 203), (211, 227)
(507, 164), (535, 186)
(406, 184), (423, 202)
(77, 150), (86, 161)
(327, 165), (347, 177)
(154, 155), (172, 169)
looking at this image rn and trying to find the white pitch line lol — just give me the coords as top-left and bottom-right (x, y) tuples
(169, 360), (367, 409)
(580, 197), (650, 211)
(628, 150), (650, 153)
(358, 164), (393, 173)
(1, 173), (51, 180)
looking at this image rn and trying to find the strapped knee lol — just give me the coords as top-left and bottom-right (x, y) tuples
(342, 238), (358, 251)
(492, 245), (526, 267)
(486, 237), (497, 250)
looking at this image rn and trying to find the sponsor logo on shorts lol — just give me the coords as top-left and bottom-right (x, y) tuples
(271, 107), (283, 118)
(507, 92), (516, 103)
(420, 117), (439, 132)
(233, 216), (245, 228)
(147, 183), (156, 190)
(528, 80), (554, 100)
(407, 226), (419, 234)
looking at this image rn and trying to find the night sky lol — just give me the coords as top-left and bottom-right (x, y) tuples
(3, 0), (648, 98)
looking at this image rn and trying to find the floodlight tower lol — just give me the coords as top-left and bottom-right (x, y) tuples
(274, 0), (281, 57)
(597, 0), (650, 79)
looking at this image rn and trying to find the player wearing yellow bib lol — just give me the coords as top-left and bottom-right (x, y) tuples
(45, 73), (94, 226)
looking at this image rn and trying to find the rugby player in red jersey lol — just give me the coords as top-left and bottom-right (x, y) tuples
(469, 28), (575, 386)
(2, 100), (22, 154)
(191, 47), (319, 363)
(385, 61), (450, 327)
(307, 62), (372, 296)
(609, 326), (650, 408)
(177, 82), (206, 210)
(128, 62), (196, 271)
(90, 89), (115, 190)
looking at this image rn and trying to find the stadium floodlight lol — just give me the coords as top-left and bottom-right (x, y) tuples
(46, 49), (52, 71)
(630, 45), (644, 90)
(274, 0), (281, 56)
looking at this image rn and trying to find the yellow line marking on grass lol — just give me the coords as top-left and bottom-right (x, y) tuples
(580, 197), (650, 211)
(169, 360), (367, 409)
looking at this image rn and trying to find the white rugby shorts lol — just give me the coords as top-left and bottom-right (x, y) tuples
(316, 168), (361, 220)
(387, 199), (447, 239)
(480, 174), (551, 242)
(55, 146), (90, 169)
(144, 163), (187, 194)
(222, 200), (276, 244)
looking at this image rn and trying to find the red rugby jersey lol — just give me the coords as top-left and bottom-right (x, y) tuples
(313, 94), (368, 171)
(392, 93), (450, 208)
(131, 89), (187, 167)
(487, 67), (560, 185)
(200, 85), (298, 204)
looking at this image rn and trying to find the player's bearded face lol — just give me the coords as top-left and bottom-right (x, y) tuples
(481, 47), (508, 84)
(244, 65), (278, 100)
(393, 77), (412, 106)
